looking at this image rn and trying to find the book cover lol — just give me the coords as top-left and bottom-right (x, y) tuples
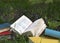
(29, 37), (41, 43)
(45, 28), (60, 38)
(41, 37), (59, 43)
(29, 37), (59, 43)
(0, 23), (10, 29)
(0, 31), (11, 36)
(0, 28), (10, 33)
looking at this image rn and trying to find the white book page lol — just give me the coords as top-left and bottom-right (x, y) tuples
(35, 23), (47, 36)
(10, 15), (32, 34)
(25, 18), (47, 36)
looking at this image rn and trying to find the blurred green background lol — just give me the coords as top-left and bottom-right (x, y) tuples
(0, 0), (60, 43)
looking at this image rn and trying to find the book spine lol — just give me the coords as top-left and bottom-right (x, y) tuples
(45, 28), (60, 38)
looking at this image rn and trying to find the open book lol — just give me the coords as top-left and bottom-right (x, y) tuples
(10, 15), (47, 36)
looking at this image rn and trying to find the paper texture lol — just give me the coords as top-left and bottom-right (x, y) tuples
(10, 15), (32, 34)
(35, 23), (46, 36)
(25, 18), (47, 36)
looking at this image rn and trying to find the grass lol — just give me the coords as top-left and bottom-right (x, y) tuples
(0, 0), (60, 43)
(0, 35), (60, 43)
